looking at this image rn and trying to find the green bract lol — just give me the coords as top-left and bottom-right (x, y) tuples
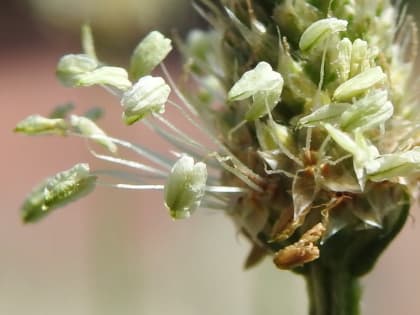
(129, 31), (172, 81)
(21, 164), (97, 223)
(14, 115), (68, 135)
(121, 75), (171, 125)
(164, 156), (207, 219)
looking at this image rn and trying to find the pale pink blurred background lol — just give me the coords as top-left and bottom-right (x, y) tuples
(1, 1), (419, 314)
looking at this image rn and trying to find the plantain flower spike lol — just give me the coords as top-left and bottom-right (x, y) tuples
(16, 1), (420, 313)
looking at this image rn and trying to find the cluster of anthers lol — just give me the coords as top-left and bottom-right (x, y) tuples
(16, 0), (420, 272)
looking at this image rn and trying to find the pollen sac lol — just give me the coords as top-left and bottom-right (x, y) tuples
(56, 54), (131, 91)
(70, 115), (117, 153)
(129, 31), (172, 81)
(164, 156), (208, 219)
(74, 66), (132, 90)
(349, 39), (371, 77)
(227, 61), (284, 102)
(14, 115), (68, 136)
(121, 75), (171, 125)
(335, 38), (352, 83)
(21, 163), (97, 223)
(333, 66), (386, 101)
(299, 17), (348, 52)
(56, 54), (98, 86)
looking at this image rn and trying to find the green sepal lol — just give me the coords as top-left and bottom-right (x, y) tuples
(318, 182), (410, 276)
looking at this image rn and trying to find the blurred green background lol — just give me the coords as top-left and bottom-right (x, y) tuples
(1, 1), (419, 314)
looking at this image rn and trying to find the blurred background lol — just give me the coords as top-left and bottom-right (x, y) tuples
(1, 1), (419, 314)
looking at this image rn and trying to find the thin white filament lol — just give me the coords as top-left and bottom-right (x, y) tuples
(88, 147), (168, 177)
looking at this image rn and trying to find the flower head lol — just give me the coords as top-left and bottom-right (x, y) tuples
(16, 0), (419, 275)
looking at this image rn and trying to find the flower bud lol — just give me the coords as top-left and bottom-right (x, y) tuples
(164, 156), (207, 219)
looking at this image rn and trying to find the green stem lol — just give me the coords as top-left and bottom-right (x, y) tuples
(305, 262), (361, 315)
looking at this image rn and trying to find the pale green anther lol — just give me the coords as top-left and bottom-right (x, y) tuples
(350, 39), (370, 77)
(340, 90), (393, 131)
(70, 115), (117, 153)
(164, 156), (207, 219)
(228, 61), (284, 102)
(56, 54), (98, 87)
(56, 53), (131, 90)
(333, 66), (386, 101)
(366, 147), (420, 182)
(335, 38), (352, 82)
(75, 66), (132, 90)
(21, 163), (97, 223)
(129, 31), (172, 81)
(299, 17), (348, 51)
(298, 103), (348, 127)
(121, 75), (171, 125)
(14, 115), (68, 135)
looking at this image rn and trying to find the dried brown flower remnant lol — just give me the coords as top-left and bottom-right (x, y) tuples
(274, 223), (326, 269)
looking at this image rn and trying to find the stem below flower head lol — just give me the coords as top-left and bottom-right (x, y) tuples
(305, 262), (361, 315)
